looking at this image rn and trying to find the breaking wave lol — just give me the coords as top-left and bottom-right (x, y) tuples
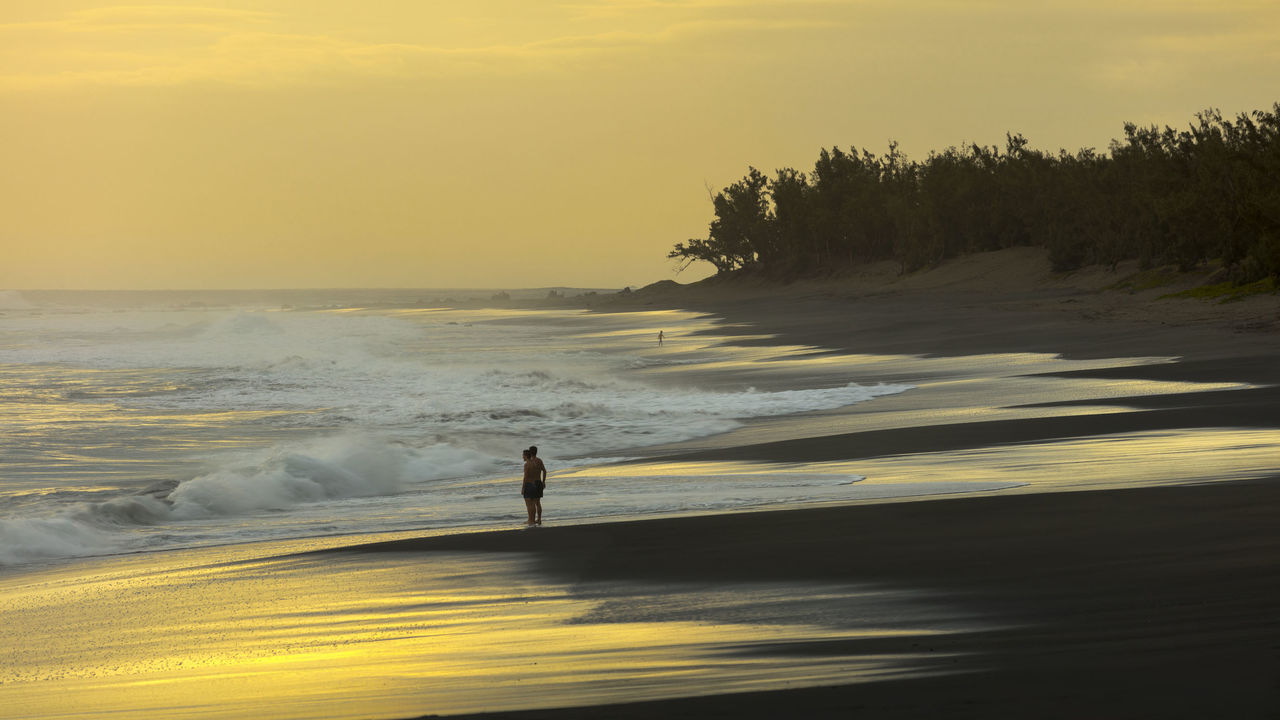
(0, 435), (507, 565)
(0, 303), (915, 568)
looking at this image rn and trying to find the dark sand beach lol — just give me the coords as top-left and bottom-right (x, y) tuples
(395, 250), (1280, 719)
(4, 251), (1277, 720)
(380, 480), (1280, 719)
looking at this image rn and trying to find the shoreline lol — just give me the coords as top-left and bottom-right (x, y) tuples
(6, 262), (1279, 719)
(408, 262), (1280, 718)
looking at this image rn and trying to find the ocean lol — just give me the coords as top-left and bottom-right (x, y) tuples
(0, 289), (916, 569)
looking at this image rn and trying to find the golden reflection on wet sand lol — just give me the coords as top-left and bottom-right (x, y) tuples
(565, 428), (1280, 505)
(832, 427), (1280, 495)
(0, 550), (972, 719)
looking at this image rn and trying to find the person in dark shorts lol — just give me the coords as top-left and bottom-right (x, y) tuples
(522, 447), (546, 525)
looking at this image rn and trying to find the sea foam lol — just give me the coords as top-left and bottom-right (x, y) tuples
(0, 290), (34, 310)
(0, 302), (914, 567)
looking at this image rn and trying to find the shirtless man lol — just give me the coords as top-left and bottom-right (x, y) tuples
(522, 446), (547, 525)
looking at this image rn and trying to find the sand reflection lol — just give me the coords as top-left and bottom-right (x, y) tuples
(0, 550), (982, 719)
(588, 427), (1280, 508)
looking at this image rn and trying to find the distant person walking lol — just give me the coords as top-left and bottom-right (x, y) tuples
(658, 330), (664, 346)
(522, 446), (546, 526)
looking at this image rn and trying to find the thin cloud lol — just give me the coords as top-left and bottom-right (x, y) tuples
(560, 0), (858, 14)
(2, 1), (1274, 90)
(0, 5), (840, 89)
(68, 5), (278, 25)
(0, 5), (277, 34)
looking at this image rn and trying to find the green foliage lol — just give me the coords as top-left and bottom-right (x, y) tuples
(1161, 277), (1278, 303)
(1108, 267), (1183, 292)
(669, 104), (1280, 285)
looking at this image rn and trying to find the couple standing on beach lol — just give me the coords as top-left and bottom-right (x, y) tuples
(521, 446), (546, 526)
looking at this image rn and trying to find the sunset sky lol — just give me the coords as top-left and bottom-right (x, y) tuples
(3, 1), (1278, 290)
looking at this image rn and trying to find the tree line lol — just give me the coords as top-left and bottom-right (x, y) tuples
(670, 105), (1280, 283)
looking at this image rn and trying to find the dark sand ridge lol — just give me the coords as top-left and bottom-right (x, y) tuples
(377, 249), (1280, 719)
(614, 251), (1280, 361)
(371, 480), (1280, 720)
(606, 246), (1280, 463)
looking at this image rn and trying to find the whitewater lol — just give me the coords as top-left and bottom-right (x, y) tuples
(0, 289), (914, 569)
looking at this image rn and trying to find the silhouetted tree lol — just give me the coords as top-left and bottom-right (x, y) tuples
(670, 104), (1280, 283)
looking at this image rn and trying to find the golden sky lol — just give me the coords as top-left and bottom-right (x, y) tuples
(3, 1), (1278, 290)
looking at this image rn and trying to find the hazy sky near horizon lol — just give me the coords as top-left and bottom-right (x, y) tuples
(3, 1), (1278, 290)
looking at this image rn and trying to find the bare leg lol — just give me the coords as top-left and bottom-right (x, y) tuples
(534, 499), (542, 524)
(524, 498), (536, 525)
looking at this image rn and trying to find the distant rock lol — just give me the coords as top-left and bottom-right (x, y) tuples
(636, 280), (681, 294)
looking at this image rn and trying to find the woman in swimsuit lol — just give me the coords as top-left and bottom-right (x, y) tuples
(521, 448), (545, 525)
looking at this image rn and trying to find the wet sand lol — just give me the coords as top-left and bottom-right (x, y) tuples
(413, 264), (1280, 718)
(382, 478), (1280, 719)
